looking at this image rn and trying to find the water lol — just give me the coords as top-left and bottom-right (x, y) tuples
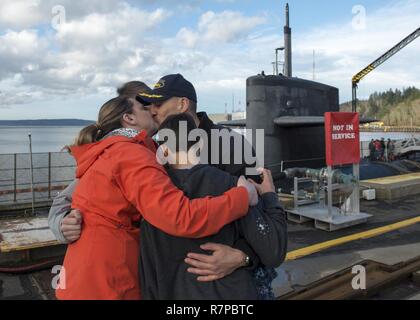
(0, 126), (83, 154)
(1, 126), (420, 154)
(1, 126), (419, 205)
(0, 126), (81, 205)
(360, 132), (420, 142)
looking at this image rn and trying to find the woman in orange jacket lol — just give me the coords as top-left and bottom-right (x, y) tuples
(56, 96), (256, 300)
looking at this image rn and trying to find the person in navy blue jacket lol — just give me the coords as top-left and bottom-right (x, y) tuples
(139, 113), (288, 300)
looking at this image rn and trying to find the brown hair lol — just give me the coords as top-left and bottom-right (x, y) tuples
(71, 96), (135, 148)
(117, 81), (150, 98)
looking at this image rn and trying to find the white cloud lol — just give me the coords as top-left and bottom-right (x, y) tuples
(177, 10), (266, 48)
(0, 0), (44, 29)
(0, 0), (124, 30)
(176, 27), (200, 48)
(3, 5), (263, 108)
(0, 30), (49, 80)
(0, 3), (173, 105)
(55, 6), (170, 49)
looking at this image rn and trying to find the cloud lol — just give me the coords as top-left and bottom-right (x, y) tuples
(0, 0), (124, 29)
(176, 28), (200, 48)
(55, 6), (170, 50)
(0, 3), (173, 105)
(0, 29), (49, 79)
(177, 10), (266, 48)
(0, 0), (44, 29)
(0, 3), (266, 107)
(0, 0), (237, 36)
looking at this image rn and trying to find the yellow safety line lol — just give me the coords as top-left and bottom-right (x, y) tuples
(285, 216), (420, 261)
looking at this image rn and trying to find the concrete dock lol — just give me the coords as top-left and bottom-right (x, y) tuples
(274, 193), (420, 299)
(361, 173), (420, 200)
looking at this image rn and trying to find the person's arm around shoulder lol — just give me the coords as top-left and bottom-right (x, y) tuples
(113, 142), (257, 238)
(48, 179), (82, 243)
(183, 172), (258, 282)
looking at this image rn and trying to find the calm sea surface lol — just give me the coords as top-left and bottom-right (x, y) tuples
(0, 126), (84, 154)
(1, 126), (420, 154)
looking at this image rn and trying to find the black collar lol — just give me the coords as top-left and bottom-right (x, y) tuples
(197, 112), (215, 133)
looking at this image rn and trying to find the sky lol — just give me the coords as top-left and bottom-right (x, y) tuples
(0, 0), (419, 120)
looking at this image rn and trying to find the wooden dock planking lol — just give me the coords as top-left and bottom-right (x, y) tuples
(0, 217), (59, 253)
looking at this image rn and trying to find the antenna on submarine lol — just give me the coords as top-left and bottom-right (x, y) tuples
(284, 3), (292, 77)
(232, 93), (235, 113)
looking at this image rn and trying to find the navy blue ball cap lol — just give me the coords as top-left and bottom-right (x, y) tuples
(136, 74), (197, 106)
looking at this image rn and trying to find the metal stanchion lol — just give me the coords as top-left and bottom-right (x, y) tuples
(28, 133), (35, 215)
(13, 153), (17, 202)
(48, 152), (52, 199)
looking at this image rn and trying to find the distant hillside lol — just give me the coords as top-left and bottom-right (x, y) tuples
(340, 87), (420, 126)
(0, 119), (94, 126)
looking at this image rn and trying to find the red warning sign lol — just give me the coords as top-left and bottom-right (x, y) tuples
(325, 112), (360, 166)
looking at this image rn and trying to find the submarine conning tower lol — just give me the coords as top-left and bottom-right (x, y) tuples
(246, 3), (339, 181)
(246, 75), (339, 180)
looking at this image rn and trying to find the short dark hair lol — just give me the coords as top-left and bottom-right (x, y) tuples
(188, 99), (197, 114)
(158, 113), (198, 153)
(117, 81), (150, 99)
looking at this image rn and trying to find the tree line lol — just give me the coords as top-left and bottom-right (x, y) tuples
(341, 87), (420, 126)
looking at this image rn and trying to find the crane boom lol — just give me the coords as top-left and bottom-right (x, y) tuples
(352, 27), (420, 112)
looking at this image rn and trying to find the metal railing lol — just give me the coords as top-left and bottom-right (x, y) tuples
(266, 142), (373, 172)
(0, 152), (76, 206)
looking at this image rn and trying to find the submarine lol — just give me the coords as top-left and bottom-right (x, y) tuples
(220, 3), (420, 186)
